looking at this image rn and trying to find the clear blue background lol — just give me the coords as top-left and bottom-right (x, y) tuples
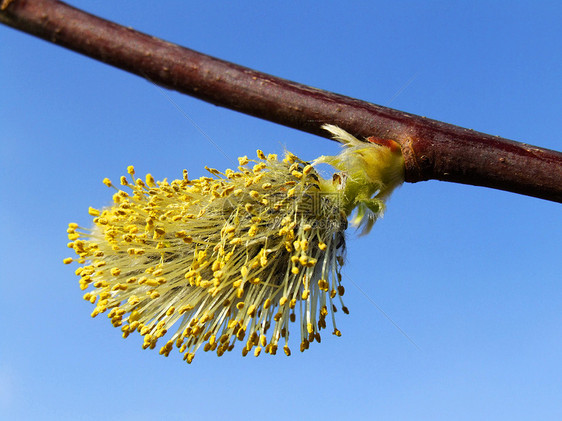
(1, 1), (561, 420)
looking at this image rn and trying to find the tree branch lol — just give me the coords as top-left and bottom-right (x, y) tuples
(2, 0), (561, 202)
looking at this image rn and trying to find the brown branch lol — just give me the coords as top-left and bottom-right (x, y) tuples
(2, 0), (561, 202)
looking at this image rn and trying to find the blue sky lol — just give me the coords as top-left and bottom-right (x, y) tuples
(1, 1), (561, 420)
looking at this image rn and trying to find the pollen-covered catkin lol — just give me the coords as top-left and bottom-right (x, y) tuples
(65, 126), (404, 363)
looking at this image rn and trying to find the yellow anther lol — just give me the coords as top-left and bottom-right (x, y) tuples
(67, 232), (79, 241)
(253, 163), (267, 174)
(145, 173), (156, 186)
(254, 346), (262, 357)
(307, 323), (314, 334)
(120, 176), (128, 185)
(205, 166), (221, 176)
(264, 299), (272, 309)
(256, 149), (266, 160)
(178, 305), (194, 314)
(249, 190), (260, 200)
(261, 182), (272, 190)
(305, 258), (317, 268)
(229, 238), (242, 246)
(289, 298), (296, 309)
(303, 164), (314, 175)
(236, 302), (245, 310)
(238, 156), (249, 166)
(222, 185), (235, 196)
(247, 305), (257, 318)
(88, 207), (100, 216)
(291, 170), (303, 179)
(127, 165), (135, 175)
(279, 296), (288, 306)
(94, 259), (107, 268)
(318, 241), (327, 251)
(333, 329), (342, 337)
(125, 224), (138, 233)
(284, 152), (297, 163)
(284, 346), (291, 356)
(110, 267), (121, 276)
(248, 225), (258, 237)
(63, 257), (73, 264)
(166, 307), (175, 316)
(102, 178), (112, 187)
(301, 290), (310, 300)
(149, 291), (160, 299)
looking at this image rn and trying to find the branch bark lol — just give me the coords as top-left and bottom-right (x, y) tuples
(2, 0), (561, 202)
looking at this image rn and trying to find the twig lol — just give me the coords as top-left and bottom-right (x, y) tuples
(2, 0), (561, 202)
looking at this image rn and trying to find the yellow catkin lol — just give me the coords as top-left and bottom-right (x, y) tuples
(64, 125), (405, 363)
